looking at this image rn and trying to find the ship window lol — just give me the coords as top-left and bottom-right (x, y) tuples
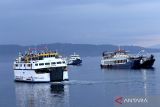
(20, 64), (22, 67)
(57, 62), (61, 64)
(35, 64), (38, 66)
(27, 64), (31, 67)
(45, 63), (50, 65)
(15, 64), (18, 67)
(117, 60), (119, 63)
(35, 69), (49, 74)
(24, 64), (25, 67)
(39, 63), (44, 66)
(51, 62), (56, 64)
(63, 61), (65, 64)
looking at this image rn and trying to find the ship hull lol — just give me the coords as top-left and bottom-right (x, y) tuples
(100, 61), (134, 69)
(100, 59), (140, 69)
(140, 59), (155, 68)
(131, 59), (141, 69)
(14, 68), (68, 82)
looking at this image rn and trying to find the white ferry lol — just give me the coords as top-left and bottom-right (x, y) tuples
(100, 49), (140, 69)
(67, 53), (82, 65)
(13, 48), (69, 82)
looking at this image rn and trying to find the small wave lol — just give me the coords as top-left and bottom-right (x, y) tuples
(51, 80), (147, 86)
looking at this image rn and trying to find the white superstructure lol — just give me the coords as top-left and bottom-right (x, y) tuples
(100, 49), (137, 69)
(13, 49), (69, 82)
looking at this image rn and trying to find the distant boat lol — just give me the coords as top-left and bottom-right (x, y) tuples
(67, 53), (82, 65)
(13, 48), (69, 82)
(100, 49), (140, 69)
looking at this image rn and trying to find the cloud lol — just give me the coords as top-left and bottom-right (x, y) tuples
(0, 0), (160, 46)
(133, 35), (160, 47)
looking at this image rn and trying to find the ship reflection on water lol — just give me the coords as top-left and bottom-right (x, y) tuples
(14, 83), (70, 107)
(50, 84), (65, 94)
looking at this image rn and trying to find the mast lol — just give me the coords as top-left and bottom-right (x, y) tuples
(118, 45), (121, 51)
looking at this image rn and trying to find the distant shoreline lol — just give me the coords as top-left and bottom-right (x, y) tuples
(0, 43), (159, 57)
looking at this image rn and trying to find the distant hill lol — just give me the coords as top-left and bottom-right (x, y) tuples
(150, 44), (160, 49)
(0, 43), (160, 57)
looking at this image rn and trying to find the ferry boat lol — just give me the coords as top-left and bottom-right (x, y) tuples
(100, 49), (140, 69)
(67, 53), (82, 65)
(13, 48), (69, 82)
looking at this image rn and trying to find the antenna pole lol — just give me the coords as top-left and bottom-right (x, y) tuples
(118, 45), (120, 51)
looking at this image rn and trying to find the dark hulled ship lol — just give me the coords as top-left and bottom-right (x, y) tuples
(101, 49), (155, 69)
(138, 54), (155, 68)
(135, 50), (155, 69)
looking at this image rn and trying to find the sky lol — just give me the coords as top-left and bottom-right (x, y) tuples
(1, 0), (160, 47)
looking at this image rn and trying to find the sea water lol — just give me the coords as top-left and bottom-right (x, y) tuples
(0, 53), (160, 107)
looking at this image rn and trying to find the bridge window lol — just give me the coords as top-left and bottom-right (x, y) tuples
(35, 64), (38, 66)
(45, 63), (50, 65)
(39, 63), (44, 66)
(51, 62), (56, 64)
(57, 62), (61, 64)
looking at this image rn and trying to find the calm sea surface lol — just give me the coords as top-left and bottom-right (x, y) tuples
(0, 53), (160, 107)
